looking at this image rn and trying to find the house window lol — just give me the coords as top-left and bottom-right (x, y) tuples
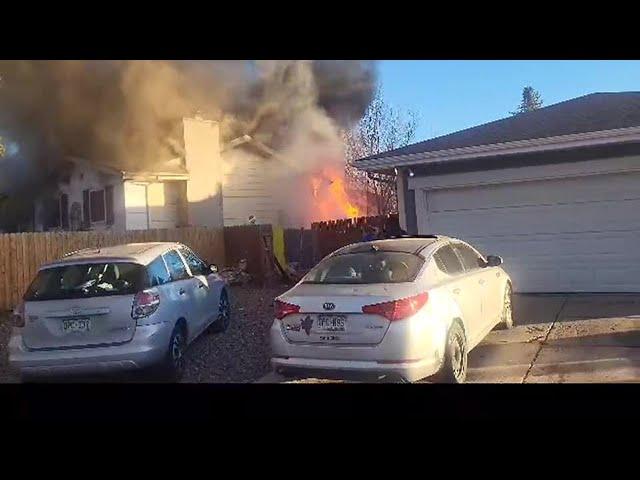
(90, 190), (106, 223)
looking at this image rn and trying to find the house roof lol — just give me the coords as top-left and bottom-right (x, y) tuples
(222, 134), (276, 159)
(356, 92), (640, 166)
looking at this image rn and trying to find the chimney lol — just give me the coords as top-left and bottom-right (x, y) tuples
(182, 117), (224, 228)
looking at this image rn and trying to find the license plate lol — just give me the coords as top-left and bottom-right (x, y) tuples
(62, 318), (91, 333)
(317, 314), (346, 332)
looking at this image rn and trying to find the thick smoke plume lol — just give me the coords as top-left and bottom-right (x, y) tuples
(0, 60), (377, 227)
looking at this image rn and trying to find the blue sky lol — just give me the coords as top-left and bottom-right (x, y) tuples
(379, 60), (640, 142)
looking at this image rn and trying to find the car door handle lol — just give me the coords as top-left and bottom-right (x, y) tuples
(479, 279), (485, 285)
(496, 272), (501, 278)
(179, 288), (186, 295)
(453, 288), (461, 295)
(198, 283), (206, 289)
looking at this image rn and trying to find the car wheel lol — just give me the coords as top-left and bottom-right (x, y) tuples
(163, 324), (186, 382)
(209, 289), (231, 334)
(431, 321), (468, 384)
(498, 283), (514, 330)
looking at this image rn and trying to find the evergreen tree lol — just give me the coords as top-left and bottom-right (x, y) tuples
(511, 86), (543, 115)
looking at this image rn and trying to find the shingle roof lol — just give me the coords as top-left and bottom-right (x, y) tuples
(356, 92), (640, 162)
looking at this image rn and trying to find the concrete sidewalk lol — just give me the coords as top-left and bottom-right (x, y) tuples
(258, 294), (640, 383)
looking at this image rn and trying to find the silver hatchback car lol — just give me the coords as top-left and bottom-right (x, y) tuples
(8, 242), (229, 381)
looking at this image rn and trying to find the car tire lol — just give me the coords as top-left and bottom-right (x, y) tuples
(162, 323), (186, 382)
(431, 321), (468, 384)
(497, 283), (514, 330)
(209, 289), (231, 334)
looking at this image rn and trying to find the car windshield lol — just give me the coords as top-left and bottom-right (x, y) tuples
(302, 251), (424, 284)
(24, 262), (148, 301)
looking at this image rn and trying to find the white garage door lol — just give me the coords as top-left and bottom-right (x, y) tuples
(424, 171), (640, 292)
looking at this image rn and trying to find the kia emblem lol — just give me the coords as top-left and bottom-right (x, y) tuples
(323, 302), (335, 311)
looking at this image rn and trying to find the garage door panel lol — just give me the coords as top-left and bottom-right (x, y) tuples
(424, 172), (640, 292)
(429, 200), (640, 237)
(428, 173), (640, 212)
(470, 233), (640, 259)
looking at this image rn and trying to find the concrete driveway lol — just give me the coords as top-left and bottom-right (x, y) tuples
(258, 294), (640, 383)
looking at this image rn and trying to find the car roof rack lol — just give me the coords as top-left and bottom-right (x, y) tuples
(63, 247), (99, 258)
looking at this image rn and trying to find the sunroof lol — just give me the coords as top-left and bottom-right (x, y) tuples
(338, 237), (438, 255)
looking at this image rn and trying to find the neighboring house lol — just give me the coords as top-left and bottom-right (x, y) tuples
(355, 92), (640, 293)
(33, 117), (224, 232)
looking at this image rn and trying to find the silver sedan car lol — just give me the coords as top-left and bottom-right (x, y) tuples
(270, 235), (513, 383)
(9, 242), (229, 381)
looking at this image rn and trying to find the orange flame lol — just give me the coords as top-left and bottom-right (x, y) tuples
(309, 167), (360, 221)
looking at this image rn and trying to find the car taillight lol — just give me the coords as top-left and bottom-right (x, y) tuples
(362, 292), (429, 322)
(132, 290), (161, 319)
(274, 299), (300, 320)
(11, 301), (25, 328)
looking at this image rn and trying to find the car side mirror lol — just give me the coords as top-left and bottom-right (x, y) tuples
(485, 255), (503, 267)
(209, 264), (219, 274)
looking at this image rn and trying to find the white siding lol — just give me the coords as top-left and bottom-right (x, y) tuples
(124, 182), (148, 230)
(222, 149), (278, 226)
(124, 181), (182, 230)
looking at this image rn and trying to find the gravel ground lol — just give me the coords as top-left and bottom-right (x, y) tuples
(0, 312), (18, 383)
(181, 285), (287, 383)
(0, 285), (288, 383)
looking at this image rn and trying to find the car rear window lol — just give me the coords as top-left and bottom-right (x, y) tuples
(302, 251), (424, 284)
(24, 262), (148, 301)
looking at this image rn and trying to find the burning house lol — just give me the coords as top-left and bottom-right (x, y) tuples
(0, 60), (377, 232)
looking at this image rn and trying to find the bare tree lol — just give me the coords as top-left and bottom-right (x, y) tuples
(343, 89), (418, 216)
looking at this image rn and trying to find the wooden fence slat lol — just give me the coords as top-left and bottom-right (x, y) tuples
(0, 234), (8, 310)
(9, 234), (19, 308)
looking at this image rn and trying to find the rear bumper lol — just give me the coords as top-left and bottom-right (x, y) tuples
(269, 313), (449, 383)
(271, 356), (441, 382)
(8, 322), (173, 378)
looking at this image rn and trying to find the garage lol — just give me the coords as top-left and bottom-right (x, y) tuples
(354, 92), (640, 293)
(422, 169), (640, 292)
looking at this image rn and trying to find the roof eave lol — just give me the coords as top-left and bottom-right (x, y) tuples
(123, 173), (189, 182)
(355, 125), (640, 172)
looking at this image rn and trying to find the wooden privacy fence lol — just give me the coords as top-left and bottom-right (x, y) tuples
(281, 215), (403, 270)
(0, 227), (225, 311)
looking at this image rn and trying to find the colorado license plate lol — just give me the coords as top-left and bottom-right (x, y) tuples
(317, 315), (346, 332)
(63, 318), (91, 333)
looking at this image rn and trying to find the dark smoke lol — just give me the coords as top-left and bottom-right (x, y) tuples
(0, 60), (377, 228)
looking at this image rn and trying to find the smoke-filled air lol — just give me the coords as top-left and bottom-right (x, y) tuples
(0, 60), (378, 227)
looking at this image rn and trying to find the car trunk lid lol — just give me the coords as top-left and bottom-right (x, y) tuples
(278, 284), (416, 345)
(22, 296), (137, 350)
